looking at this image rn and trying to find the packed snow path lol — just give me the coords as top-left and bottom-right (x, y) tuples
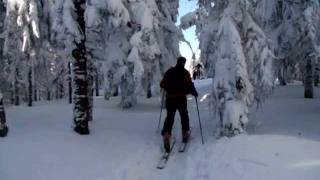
(1, 80), (320, 180)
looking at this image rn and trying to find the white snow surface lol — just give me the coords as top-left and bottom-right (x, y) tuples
(1, 80), (320, 180)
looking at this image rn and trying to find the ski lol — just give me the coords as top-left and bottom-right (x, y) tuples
(157, 139), (176, 169)
(178, 141), (188, 153)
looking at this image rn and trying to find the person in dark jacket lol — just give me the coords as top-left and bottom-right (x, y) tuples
(160, 56), (198, 152)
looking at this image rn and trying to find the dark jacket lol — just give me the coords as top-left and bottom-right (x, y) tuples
(160, 65), (198, 98)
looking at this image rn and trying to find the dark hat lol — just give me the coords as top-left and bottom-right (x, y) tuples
(177, 57), (186, 66)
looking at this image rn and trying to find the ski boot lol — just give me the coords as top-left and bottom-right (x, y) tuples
(163, 132), (171, 153)
(182, 130), (190, 143)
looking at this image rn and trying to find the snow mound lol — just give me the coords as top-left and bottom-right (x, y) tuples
(186, 135), (320, 180)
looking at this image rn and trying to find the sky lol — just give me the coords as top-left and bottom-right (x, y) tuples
(178, 0), (200, 71)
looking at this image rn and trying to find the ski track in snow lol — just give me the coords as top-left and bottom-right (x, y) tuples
(1, 79), (320, 180)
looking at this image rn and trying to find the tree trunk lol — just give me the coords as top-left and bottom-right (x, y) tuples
(278, 63), (287, 86)
(147, 72), (152, 98)
(28, 65), (33, 107)
(95, 73), (99, 96)
(34, 87), (38, 102)
(10, 87), (14, 105)
(314, 75), (319, 87)
(120, 64), (136, 109)
(55, 85), (59, 99)
(314, 65), (319, 87)
(14, 68), (20, 106)
(87, 60), (94, 122)
(0, 92), (8, 137)
(68, 61), (72, 104)
(47, 88), (51, 101)
(59, 82), (64, 99)
(304, 59), (313, 98)
(112, 86), (118, 97)
(72, 0), (90, 135)
(56, 82), (64, 99)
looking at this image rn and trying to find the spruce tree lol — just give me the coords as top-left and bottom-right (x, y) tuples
(195, 0), (274, 136)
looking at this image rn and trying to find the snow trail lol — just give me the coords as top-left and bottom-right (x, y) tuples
(1, 80), (320, 180)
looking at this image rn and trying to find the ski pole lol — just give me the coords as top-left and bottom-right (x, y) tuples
(157, 90), (165, 133)
(195, 98), (205, 144)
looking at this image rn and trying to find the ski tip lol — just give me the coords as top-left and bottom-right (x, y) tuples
(178, 144), (187, 153)
(157, 166), (164, 170)
(178, 148), (185, 153)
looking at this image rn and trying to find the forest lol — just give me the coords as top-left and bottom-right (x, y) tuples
(1, 1), (320, 179)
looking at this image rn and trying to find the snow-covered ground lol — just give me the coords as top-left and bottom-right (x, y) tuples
(1, 80), (320, 180)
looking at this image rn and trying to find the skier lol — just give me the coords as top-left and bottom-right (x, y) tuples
(193, 63), (203, 80)
(160, 57), (198, 153)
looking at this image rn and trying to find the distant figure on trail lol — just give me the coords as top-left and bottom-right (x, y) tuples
(160, 57), (198, 153)
(193, 63), (203, 80)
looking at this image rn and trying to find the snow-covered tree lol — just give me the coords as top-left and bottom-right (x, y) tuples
(86, 0), (132, 108)
(3, 1), (25, 105)
(51, 0), (73, 103)
(299, 1), (320, 98)
(2, 0), (40, 106)
(87, 0), (181, 108)
(194, 0), (275, 136)
(20, 0), (40, 106)
(260, 0), (320, 97)
(124, 0), (181, 106)
(0, 0), (7, 93)
(34, 0), (62, 102)
(60, 0), (91, 134)
(191, 0), (320, 136)
(0, 2), (8, 128)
